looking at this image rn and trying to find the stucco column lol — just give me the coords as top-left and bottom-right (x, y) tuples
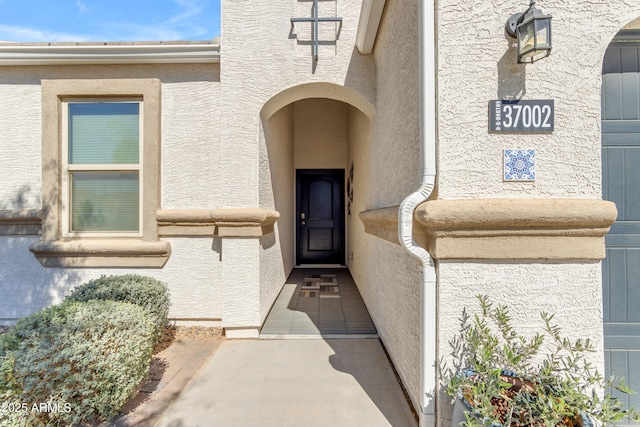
(221, 238), (261, 338)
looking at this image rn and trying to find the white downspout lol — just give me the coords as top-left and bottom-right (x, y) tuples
(398, 0), (437, 426)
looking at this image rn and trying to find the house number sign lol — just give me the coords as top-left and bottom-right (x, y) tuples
(489, 100), (554, 132)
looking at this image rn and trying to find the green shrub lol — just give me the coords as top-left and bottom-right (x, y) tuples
(0, 300), (155, 426)
(445, 295), (640, 427)
(66, 274), (170, 341)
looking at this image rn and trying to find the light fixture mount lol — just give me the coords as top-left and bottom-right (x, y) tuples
(506, 13), (524, 38)
(505, 0), (552, 64)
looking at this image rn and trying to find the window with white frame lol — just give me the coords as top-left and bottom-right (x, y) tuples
(62, 99), (143, 236)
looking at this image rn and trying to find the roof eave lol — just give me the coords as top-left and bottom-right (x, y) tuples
(356, 0), (386, 55)
(0, 43), (220, 66)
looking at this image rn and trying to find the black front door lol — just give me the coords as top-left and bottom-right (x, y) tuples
(296, 169), (345, 265)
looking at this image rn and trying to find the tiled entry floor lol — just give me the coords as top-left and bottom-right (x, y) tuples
(260, 269), (378, 338)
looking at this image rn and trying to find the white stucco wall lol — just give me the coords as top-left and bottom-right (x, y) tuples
(430, 1), (640, 424)
(294, 98), (348, 170)
(359, 0), (423, 411)
(0, 63), (225, 324)
(161, 74), (222, 209)
(260, 104), (295, 322)
(369, 0), (420, 209)
(437, 2), (640, 199)
(346, 107), (423, 407)
(221, 238), (261, 329)
(221, 0), (374, 206)
(0, 82), (41, 210)
(0, 236), (222, 324)
(355, 234), (423, 412)
(346, 106), (371, 278)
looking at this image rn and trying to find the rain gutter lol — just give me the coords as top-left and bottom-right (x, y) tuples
(0, 42), (220, 66)
(397, 0), (437, 426)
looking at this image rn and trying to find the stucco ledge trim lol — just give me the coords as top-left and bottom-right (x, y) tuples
(156, 208), (280, 237)
(0, 209), (42, 235)
(359, 199), (618, 260)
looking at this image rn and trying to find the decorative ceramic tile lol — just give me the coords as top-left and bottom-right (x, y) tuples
(504, 149), (536, 181)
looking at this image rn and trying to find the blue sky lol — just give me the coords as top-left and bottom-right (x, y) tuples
(0, 0), (220, 42)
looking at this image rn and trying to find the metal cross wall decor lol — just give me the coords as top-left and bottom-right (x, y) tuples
(291, 0), (343, 65)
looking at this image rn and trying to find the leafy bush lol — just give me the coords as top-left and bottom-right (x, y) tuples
(66, 274), (170, 342)
(0, 300), (155, 426)
(445, 295), (640, 427)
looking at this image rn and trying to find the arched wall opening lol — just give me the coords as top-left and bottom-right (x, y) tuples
(259, 83), (374, 275)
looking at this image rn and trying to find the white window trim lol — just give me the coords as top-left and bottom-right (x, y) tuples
(60, 98), (144, 238)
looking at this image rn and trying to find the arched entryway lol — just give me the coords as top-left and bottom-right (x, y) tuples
(602, 20), (640, 422)
(258, 83), (379, 338)
(260, 83), (374, 270)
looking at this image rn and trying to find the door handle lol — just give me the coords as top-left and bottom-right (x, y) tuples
(301, 212), (306, 219)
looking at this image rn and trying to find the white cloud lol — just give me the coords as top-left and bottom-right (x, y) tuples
(0, 24), (90, 42)
(148, 0), (209, 39)
(165, 0), (202, 25)
(76, 1), (89, 15)
(97, 0), (210, 41)
(151, 0), (209, 37)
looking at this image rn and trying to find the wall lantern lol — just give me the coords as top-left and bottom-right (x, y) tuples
(505, 0), (552, 63)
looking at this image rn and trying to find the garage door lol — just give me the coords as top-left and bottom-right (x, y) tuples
(602, 30), (640, 425)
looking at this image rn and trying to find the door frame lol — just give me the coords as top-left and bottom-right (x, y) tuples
(295, 169), (345, 265)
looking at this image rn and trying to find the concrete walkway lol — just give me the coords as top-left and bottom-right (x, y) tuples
(154, 339), (417, 427)
(107, 336), (222, 427)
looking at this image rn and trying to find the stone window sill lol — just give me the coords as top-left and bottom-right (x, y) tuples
(29, 239), (171, 267)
